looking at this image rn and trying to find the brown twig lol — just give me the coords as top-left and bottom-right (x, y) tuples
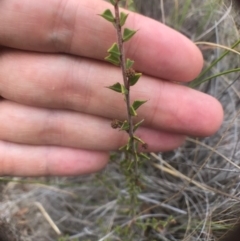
(113, 1), (138, 164)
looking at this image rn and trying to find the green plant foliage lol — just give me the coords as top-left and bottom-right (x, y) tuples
(129, 105), (137, 116)
(110, 0), (116, 5)
(190, 68), (240, 88)
(126, 58), (134, 69)
(127, 0), (136, 11)
(107, 82), (128, 94)
(100, 0), (148, 223)
(123, 28), (137, 42)
(107, 43), (120, 56)
(132, 100), (147, 111)
(119, 139), (131, 151)
(120, 12), (129, 26)
(105, 54), (120, 66)
(120, 120), (130, 131)
(133, 135), (145, 144)
(133, 119), (144, 132)
(129, 73), (142, 86)
(99, 9), (115, 23)
(190, 40), (240, 88)
(138, 152), (150, 160)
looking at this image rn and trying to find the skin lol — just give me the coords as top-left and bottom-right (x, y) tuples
(0, 0), (223, 176)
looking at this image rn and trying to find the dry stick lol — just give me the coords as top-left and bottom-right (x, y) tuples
(35, 202), (61, 236)
(136, 109), (240, 226)
(150, 153), (240, 202)
(144, 110), (240, 220)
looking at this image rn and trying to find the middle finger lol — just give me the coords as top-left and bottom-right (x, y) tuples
(0, 49), (222, 136)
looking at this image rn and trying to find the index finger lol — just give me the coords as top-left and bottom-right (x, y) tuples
(0, 0), (203, 82)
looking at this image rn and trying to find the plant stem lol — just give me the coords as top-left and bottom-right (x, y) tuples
(114, 2), (137, 163)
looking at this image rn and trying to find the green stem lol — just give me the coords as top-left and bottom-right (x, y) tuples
(190, 67), (240, 88)
(190, 39), (240, 88)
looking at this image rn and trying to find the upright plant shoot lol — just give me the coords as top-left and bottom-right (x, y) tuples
(100, 0), (148, 157)
(99, 0), (149, 209)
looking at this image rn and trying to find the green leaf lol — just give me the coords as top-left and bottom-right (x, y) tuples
(120, 12), (128, 26)
(107, 43), (120, 57)
(133, 135), (145, 144)
(105, 54), (120, 66)
(120, 85), (128, 94)
(126, 59), (134, 69)
(128, 0), (136, 11)
(119, 143), (129, 151)
(107, 82), (122, 93)
(99, 9), (115, 23)
(128, 0), (134, 4)
(133, 119), (144, 132)
(138, 152), (150, 160)
(123, 28), (137, 42)
(119, 138), (131, 151)
(107, 82), (128, 94)
(110, 0), (116, 5)
(129, 106), (137, 116)
(132, 100), (147, 111)
(120, 121), (129, 131)
(129, 73), (142, 86)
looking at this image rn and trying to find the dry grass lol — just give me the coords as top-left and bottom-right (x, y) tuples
(1, 0), (240, 240)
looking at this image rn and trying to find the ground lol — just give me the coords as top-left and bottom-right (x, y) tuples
(0, 1), (240, 240)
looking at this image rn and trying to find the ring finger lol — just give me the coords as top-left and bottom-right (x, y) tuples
(0, 100), (185, 152)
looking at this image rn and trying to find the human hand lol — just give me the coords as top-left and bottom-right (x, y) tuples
(0, 0), (223, 176)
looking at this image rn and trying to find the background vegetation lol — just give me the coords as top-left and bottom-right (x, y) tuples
(1, 0), (240, 240)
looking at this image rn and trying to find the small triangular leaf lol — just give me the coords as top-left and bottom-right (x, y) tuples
(129, 73), (142, 86)
(107, 82), (122, 93)
(123, 28), (137, 42)
(110, 0), (116, 5)
(120, 12), (128, 26)
(107, 43), (120, 56)
(105, 54), (120, 66)
(119, 143), (129, 151)
(128, 0), (134, 4)
(138, 152), (150, 160)
(128, 0), (136, 11)
(120, 121), (129, 131)
(99, 9), (115, 23)
(107, 82), (128, 94)
(121, 85), (128, 94)
(126, 59), (134, 69)
(133, 135), (144, 144)
(129, 105), (137, 116)
(132, 100), (147, 111)
(119, 138), (131, 151)
(133, 119), (144, 132)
